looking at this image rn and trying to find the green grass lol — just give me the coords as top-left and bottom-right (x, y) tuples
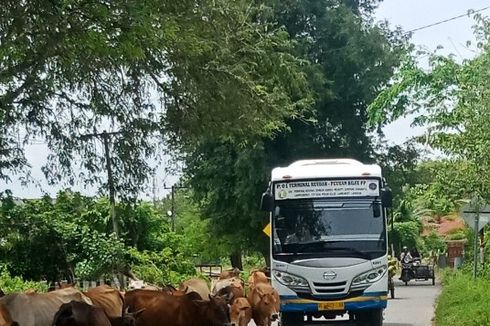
(435, 272), (490, 325)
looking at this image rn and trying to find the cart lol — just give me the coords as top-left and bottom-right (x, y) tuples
(401, 260), (435, 286)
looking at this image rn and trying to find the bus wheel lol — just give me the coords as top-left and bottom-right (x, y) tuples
(281, 312), (304, 326)
(355, 309), (383, 326)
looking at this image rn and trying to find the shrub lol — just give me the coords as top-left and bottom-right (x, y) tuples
(0, 266), (48, 294)
(435, 273), (490, 325)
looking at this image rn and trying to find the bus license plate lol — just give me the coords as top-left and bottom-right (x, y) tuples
(318, 302), (345, 311)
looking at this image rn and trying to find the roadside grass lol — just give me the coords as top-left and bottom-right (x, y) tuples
(435, 271), (490, 326)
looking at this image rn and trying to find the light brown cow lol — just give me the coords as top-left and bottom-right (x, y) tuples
(211, 277), (244, 295)
(0, 287), (92, 326)
(180, 278), (211, 301)
(0, 303), (17, 326)
(248, 283), (280, 326)
(230, 297), (252, 326)
(84, 285), (124, 318)
(248, 271), (268, 289)
(219, 267), (241, 280)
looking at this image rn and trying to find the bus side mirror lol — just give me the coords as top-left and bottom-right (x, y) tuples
(381, 187), (393, 208)
(260, 191), (273, 212)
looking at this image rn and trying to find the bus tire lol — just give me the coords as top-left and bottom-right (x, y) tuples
(356, 308), (383, 326)
(281, 312), (304, 326)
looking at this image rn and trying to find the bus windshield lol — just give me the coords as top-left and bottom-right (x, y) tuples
(273, 199), (386, 260)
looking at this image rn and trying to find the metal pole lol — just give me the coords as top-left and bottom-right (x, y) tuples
(473, 207), (480, 279)
(102, 131), (118, 238)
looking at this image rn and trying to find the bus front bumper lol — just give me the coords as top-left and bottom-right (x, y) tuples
(280, 292), (387, 313)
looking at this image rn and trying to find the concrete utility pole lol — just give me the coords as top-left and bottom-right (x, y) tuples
(473, 205), (480, 279)
(164, 183), (188, 232)
(81, 130), (122, 238)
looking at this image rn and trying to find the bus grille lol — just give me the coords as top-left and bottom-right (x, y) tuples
(313, 281), (347, 294)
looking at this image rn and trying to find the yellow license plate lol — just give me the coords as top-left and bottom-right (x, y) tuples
(318, 302), (345, 311)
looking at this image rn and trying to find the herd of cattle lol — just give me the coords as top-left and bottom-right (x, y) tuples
(0, 269), (280, 326)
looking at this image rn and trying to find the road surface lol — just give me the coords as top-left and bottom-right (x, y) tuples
(249, 279), (441, 325)
(384, 279), (441, 326)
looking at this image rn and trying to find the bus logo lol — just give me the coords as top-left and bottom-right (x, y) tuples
(278, 189), (288, 199)
(323, 271), (337, 280)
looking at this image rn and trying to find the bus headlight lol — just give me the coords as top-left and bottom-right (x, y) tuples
(274, 271), (310, 290)
(351, 265), (387, 288)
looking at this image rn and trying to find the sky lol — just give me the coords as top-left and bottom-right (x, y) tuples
(1, 0), (488, 199)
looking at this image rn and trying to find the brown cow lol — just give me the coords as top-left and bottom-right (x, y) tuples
(230, 297), (252, 326)
(248, 283), (280, 326)
(53, 301), (112, 326)
(0, 287), (92, 326)
(125, 290), (232, 326)
(0, 304), (18, 326)
(180, 278), (211, 301)
(216, 286), (244, 304)
(84, 285), (124, 318)
(248, 271), (268, 289)
(219, 268), (241, 280)
(53, 300), (143, 326)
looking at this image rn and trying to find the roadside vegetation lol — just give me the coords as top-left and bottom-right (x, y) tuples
(435, 271), (490, 326)
(369, 11), (490, 325)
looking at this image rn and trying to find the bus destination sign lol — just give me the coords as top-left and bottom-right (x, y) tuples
(274, 179), (380, 200)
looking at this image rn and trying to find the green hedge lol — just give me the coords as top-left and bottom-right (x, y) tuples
(0, 267), (48, 294)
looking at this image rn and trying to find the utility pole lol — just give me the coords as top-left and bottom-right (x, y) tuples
(81, 130), (122, 237)
(164, 183), (188, 232)
(152, 172), (158, 209)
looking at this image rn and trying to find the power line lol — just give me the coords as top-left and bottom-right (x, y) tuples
(406, 6), (490, 34)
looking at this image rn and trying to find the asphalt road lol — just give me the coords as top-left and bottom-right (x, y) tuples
(249, 279), (441, 326)
(384, 279), (441, 326)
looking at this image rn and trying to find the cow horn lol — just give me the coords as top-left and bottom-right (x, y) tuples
(133, 308), (146, 317)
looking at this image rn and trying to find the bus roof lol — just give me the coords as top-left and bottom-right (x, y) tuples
(271, 159), (382, 181)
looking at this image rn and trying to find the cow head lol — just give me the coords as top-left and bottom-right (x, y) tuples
(194, 294), (232, 326)
(118, 308), (145, 326)
(230, 297), (251, 326)
(255, 286), (279, 321)
(128, 279), (146, 290)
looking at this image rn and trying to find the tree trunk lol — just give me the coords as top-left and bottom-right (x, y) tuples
(229, 251), (243, 270)
(259, 246), (271, 267)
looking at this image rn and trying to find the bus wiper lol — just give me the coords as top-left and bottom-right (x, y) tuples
(291, 240), (342, 255)
(323, 247), (371, 260)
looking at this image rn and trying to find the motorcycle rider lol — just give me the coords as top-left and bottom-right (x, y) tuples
(399, 246), (413, 281)
(400, 246), (413, 263)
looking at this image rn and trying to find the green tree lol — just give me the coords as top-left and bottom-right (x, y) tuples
(369, 15), (490, 202)
(184, 0), (407, 265)
(0, 190), (194, 283)
(0, 0), (308, 199)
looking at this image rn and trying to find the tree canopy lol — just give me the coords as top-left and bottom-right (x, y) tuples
(0, 0), (308, 197)
(184, 0), (408, 261)
(369, 15), (490, 201)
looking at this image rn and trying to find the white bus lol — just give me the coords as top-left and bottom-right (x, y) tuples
(261, 159), (392, 326)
